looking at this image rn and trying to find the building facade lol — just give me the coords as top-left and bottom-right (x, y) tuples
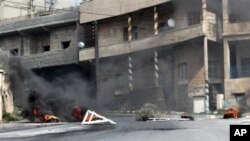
(79, 0), (224, 112)
(0, 9), (81, 69)
(223, 0), (250, 111)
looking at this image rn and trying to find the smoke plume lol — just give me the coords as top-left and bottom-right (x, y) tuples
(5, 56), (96, 121)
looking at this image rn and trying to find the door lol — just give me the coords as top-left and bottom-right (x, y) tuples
(193, 96), (206, 113)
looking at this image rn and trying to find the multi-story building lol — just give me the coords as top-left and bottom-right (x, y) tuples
(79, 0), (223, 112)
(222, 0), (250, 110)
(0, 0), (74, 20)
(0, 7), (98, 109)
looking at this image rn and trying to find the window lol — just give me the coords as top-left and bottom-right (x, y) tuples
(10, 49), (19, 56)
(61, 41), (71, 49)
(123, 27), (128, 41)
(42, 45), (50, 52)
(132, 26), (138, 39)
(187, 11), (201, 26)
(178, 63), (187, 80)
(241, 58), (250, 77)
(209, 61), (220, 78)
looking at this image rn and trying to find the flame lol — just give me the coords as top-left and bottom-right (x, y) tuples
(71, 106), (84, 121)
(32, 108), (59, 122)
(71, 106), (98, 122)
(223, 108), (240, 119)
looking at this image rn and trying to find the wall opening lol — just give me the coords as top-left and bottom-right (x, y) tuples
(61, 41), (71, 49)
(42, 45), (50, 52)
(10, 49), (19, 56)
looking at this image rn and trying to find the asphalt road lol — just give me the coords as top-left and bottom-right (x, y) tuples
(0, 116), (247, 141)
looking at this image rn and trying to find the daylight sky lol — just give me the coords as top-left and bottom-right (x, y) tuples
(71, 0), (83, 6)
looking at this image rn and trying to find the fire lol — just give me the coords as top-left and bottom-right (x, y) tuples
(71, 106), (98, 122)
(71, 106), (84, 121)
(223, 108), (241, 119)
(32, 108), (60, 122)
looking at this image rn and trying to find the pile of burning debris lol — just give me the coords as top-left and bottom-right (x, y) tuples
(21, 90), (78, 122)
(21, 90), (116, 125)
(223, 107), (241, 119)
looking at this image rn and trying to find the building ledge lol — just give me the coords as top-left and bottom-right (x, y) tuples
(0, 11), (78, 36)
(80, 0), (171, 23)
(79, 24), (204, 61)
(223, 22), (250, 38)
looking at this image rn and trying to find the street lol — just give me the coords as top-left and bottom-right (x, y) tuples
(0, 116), (247, 141)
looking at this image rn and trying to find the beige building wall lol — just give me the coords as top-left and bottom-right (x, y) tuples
(97, 0), (202, 48)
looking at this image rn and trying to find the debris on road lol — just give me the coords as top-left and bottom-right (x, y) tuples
(81, 110), (116, 125)
(180, 115), (194, 121)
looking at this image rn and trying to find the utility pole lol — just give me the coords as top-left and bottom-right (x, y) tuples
(94, 20), (99, 99)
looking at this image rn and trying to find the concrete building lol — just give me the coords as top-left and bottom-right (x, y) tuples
(222, 0), (250, 110)
(0, 7), (97, 110)
(0, 0), (73, 20)
(0, 9), (81, 69)
(79, 0), (224, 112)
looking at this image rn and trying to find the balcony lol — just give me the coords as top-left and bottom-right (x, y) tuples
(225, 78), (250, 94)
(79, 24), (204, 61)
(224, 22), (250, 37)
(21, 47), (78, 69)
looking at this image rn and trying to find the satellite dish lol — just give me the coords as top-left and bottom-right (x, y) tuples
(78, 42), (85, 48)
(168, 18), (175, 27)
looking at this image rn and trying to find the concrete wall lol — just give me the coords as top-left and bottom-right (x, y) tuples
(98, 16), (127, 47)
(223, 0), (250, 36)
(97, 48), (174, 111)
(173, 40), (205, 112)
(95, 0), (202, 47)
(0, 24), (79, 69)
(0, 36), (22, 55)
(80, 0), (172, 23)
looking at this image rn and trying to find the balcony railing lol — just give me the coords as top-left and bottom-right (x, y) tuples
(21, 47), (78, 69)
(79, 24), (204, 61)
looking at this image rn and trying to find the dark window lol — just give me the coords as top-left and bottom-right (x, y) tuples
(132, 26), (138, 39)
(209, 61), (220, 78)
(178, 63), (187, 80)
(123, 27), (128, 41)
(61, 41), (71, 49)
(241, 58), (250, 77)
(10, 49), (19, 56)
(42, 46), (50, 52)
(187, 11), (201, 26)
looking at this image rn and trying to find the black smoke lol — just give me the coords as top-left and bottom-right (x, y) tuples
(6, 57), (96, 121)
